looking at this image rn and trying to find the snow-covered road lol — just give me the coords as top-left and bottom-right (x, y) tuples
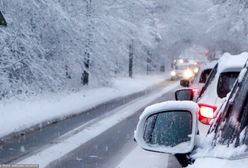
(0, 75), (168, 139)
(17, 82), (178, 168)
(116, 146), (168, 168)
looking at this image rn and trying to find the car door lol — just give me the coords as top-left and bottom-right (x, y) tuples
(213, 67), (248, 146)
(189, 66), (248, 168)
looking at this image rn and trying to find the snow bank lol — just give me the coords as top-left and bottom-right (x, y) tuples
(0, 75), (168, 138)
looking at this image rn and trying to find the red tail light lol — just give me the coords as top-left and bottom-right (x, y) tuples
(198, 104), (217, 119)
(192, 88), (199, 94)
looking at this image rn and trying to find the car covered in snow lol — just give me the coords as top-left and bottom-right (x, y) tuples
(134, 60), (248, 168)
(179, 52), (248, 125)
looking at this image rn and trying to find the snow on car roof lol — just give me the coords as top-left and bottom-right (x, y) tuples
(217, 52), (248, 72)
(200, 60), (217, 70)
(139, 101), (199, 120)
(197, 52), (248, 108)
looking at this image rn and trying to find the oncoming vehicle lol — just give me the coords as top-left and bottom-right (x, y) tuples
(134, 60), (248, 168)
(170, 59), (198, 81)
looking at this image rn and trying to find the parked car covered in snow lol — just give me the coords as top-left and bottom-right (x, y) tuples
(134, 60), (248, 168)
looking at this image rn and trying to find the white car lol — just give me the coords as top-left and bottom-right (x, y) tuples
(189, 61), (217, 99)
(134, 62), (248, 167)
(196, 52), (248, 125)
(180, 61), (217, 100)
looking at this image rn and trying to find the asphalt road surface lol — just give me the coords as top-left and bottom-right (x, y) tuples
(0, 80), (182, 168)
(47, 81), (181, 168)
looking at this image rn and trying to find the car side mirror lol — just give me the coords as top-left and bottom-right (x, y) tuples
(180, 80), (190, 87)
(134, 101), (198, 154)
(175, 89), (194, 101)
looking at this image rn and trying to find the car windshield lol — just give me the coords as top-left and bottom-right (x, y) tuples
(199, 69), (212, 83)
(217, 72), (240, 98)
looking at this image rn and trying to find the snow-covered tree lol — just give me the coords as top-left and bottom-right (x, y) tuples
(206, 0), (248, 54)
(1, 0), (248, 100)
(0, 0), (162, 99)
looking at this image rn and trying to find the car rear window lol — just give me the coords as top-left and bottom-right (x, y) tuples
(217, 72), (240, 98)
(199, 69), (212, 83)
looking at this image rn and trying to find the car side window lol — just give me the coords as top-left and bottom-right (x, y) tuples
(217, 72), (240, 98)
(199, 69), (212, 83)
(198, 64), (218, 100)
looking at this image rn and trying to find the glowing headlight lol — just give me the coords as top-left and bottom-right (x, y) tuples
(179, 59), (184, 64)
(194, 67), (199, 73)
(170, 70), (176, 76)
(183, 69), (194, 79)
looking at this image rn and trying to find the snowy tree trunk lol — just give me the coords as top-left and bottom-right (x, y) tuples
(145, 48), (152, 75)
(82, 0), (93, 85)
(128, 40), (134, 78)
